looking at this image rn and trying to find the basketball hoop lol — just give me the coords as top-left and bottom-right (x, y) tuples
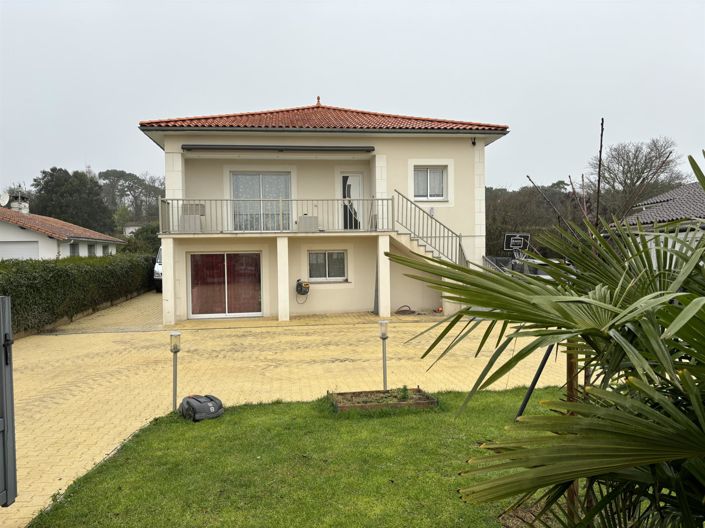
(503, 233), (530, 259)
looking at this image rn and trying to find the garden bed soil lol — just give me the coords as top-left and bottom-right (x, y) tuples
(330, 387), (438, 412)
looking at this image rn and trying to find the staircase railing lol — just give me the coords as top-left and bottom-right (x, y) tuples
(394, 190), (466, 265)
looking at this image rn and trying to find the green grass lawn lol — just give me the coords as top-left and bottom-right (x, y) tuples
(29, 388), (560, 528)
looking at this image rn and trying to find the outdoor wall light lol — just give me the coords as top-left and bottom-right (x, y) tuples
(170, 331), (181, 354)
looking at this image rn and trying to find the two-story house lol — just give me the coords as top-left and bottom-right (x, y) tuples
(139, 100), (508, 324)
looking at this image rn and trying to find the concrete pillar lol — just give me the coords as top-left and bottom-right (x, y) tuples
(164, 138), (185, 199)
(372, 154), (389, 229)
(377, 235), (391, 317)
(374, 154), (388, 198)
(466, 139), (486, 265)
(162, 238), (176, 325)
(277, 236), (290, 321)
(442, 279), (461, 316)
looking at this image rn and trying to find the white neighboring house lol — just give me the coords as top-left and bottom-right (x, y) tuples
(0, 202), (125, 260)
(123, 223), (144, 237)
(140, 100), (509, 324)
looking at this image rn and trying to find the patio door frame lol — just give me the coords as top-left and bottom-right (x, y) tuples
(187, 251), (263, 319)
(340, 171), (363, 230)
(230, 171), (292, 231)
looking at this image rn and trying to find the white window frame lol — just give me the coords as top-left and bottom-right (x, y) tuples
(229, 170), (293, 232)
(186, 251), (264, 319)
(413, 165), (448, 201)
(307, 250), (347, 282)
(408, 158), (455, 206)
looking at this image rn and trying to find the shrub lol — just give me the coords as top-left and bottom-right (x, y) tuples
(0, 254), (153, 333)
(118, 222), (161, 256)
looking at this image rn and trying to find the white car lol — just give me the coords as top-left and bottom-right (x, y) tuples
(154, 247), (162, 293)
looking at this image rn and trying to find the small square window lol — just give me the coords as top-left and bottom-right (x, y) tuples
(414, 166), (447, 200)
(308, 250), (347, 281)
(88, 244), (96, 257)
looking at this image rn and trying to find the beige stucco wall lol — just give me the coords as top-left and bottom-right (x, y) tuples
(157, 129), (500, 321)
(167, 235), (379, 320)
(287, 235), (377, 316)
(170, 237), (279, 319)
(166, 132), (487, 262)
(389, 242), (443, 313)
(184, 158), (373, 201)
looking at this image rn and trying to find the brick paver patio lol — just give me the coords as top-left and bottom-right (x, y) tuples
(1, 293), (566, 527)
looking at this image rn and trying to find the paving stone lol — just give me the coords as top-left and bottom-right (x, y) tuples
(0, 293), (566, 527)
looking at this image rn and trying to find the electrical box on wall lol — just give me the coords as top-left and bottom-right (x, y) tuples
(295, 279), (310, 296)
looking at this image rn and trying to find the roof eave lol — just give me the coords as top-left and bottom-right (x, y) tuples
(139, 126), (508, 150)
(68, 237), (126, 244)
(139, 125), (508, 135)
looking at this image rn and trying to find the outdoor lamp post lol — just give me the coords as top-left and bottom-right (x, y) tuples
(170, 331), (181, 412)
(379, 320), (389, 391)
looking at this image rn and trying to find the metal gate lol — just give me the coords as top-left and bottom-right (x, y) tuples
(0, 297), (17, 507)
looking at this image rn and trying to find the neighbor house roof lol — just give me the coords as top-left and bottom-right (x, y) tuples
(624, 182), (705, 225)
(0, 208), (125, 244)
(139, 101), (509, 133)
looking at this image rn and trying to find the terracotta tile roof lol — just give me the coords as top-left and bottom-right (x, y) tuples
(0, 208), (125, 244)
(625, 182), (705, 225)
(139, 102), (509, 133)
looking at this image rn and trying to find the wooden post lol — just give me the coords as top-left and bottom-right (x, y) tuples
(566, 342), (580, 522)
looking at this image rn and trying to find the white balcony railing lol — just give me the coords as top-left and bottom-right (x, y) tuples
(159, 198), (393, 235)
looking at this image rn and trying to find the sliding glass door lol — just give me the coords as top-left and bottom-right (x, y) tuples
(190, 253), (261, 317)
(232, 172), (291, 231)
(226, 253), (261, 314)
(190, 254), (226, 315)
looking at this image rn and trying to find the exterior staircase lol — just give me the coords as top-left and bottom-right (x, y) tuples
(392, 190), (467, 266)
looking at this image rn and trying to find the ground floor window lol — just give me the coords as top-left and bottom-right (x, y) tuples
(87, 244), (96, 256)
(69, 243), (79, 257)
(308, 250), (347, 281)
(102, 244), (110, 255)
(190, 252), (261, 316)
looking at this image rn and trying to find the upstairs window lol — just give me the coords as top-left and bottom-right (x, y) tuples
(414, 166), (447, 200)
(69, 243), (79, 257)
(87, 244), (96, 257)
(308, 250), (347, 282)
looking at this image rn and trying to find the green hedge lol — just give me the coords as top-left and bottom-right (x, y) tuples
(0, 254), (154, 334)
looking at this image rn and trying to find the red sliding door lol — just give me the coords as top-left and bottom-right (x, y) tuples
(190, 252), (261, 316)
(190, 254), (226, 315)
(226, 253), (261, 314)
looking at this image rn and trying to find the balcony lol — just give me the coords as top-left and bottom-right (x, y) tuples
(159, 198), (393, 235)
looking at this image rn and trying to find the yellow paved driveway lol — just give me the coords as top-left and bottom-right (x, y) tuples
(1, 293), (565, 527)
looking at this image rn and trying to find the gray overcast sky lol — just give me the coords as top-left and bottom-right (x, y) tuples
(1, 0), (703, 190)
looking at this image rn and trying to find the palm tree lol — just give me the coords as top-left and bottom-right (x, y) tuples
(387, 152), (705, 526)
